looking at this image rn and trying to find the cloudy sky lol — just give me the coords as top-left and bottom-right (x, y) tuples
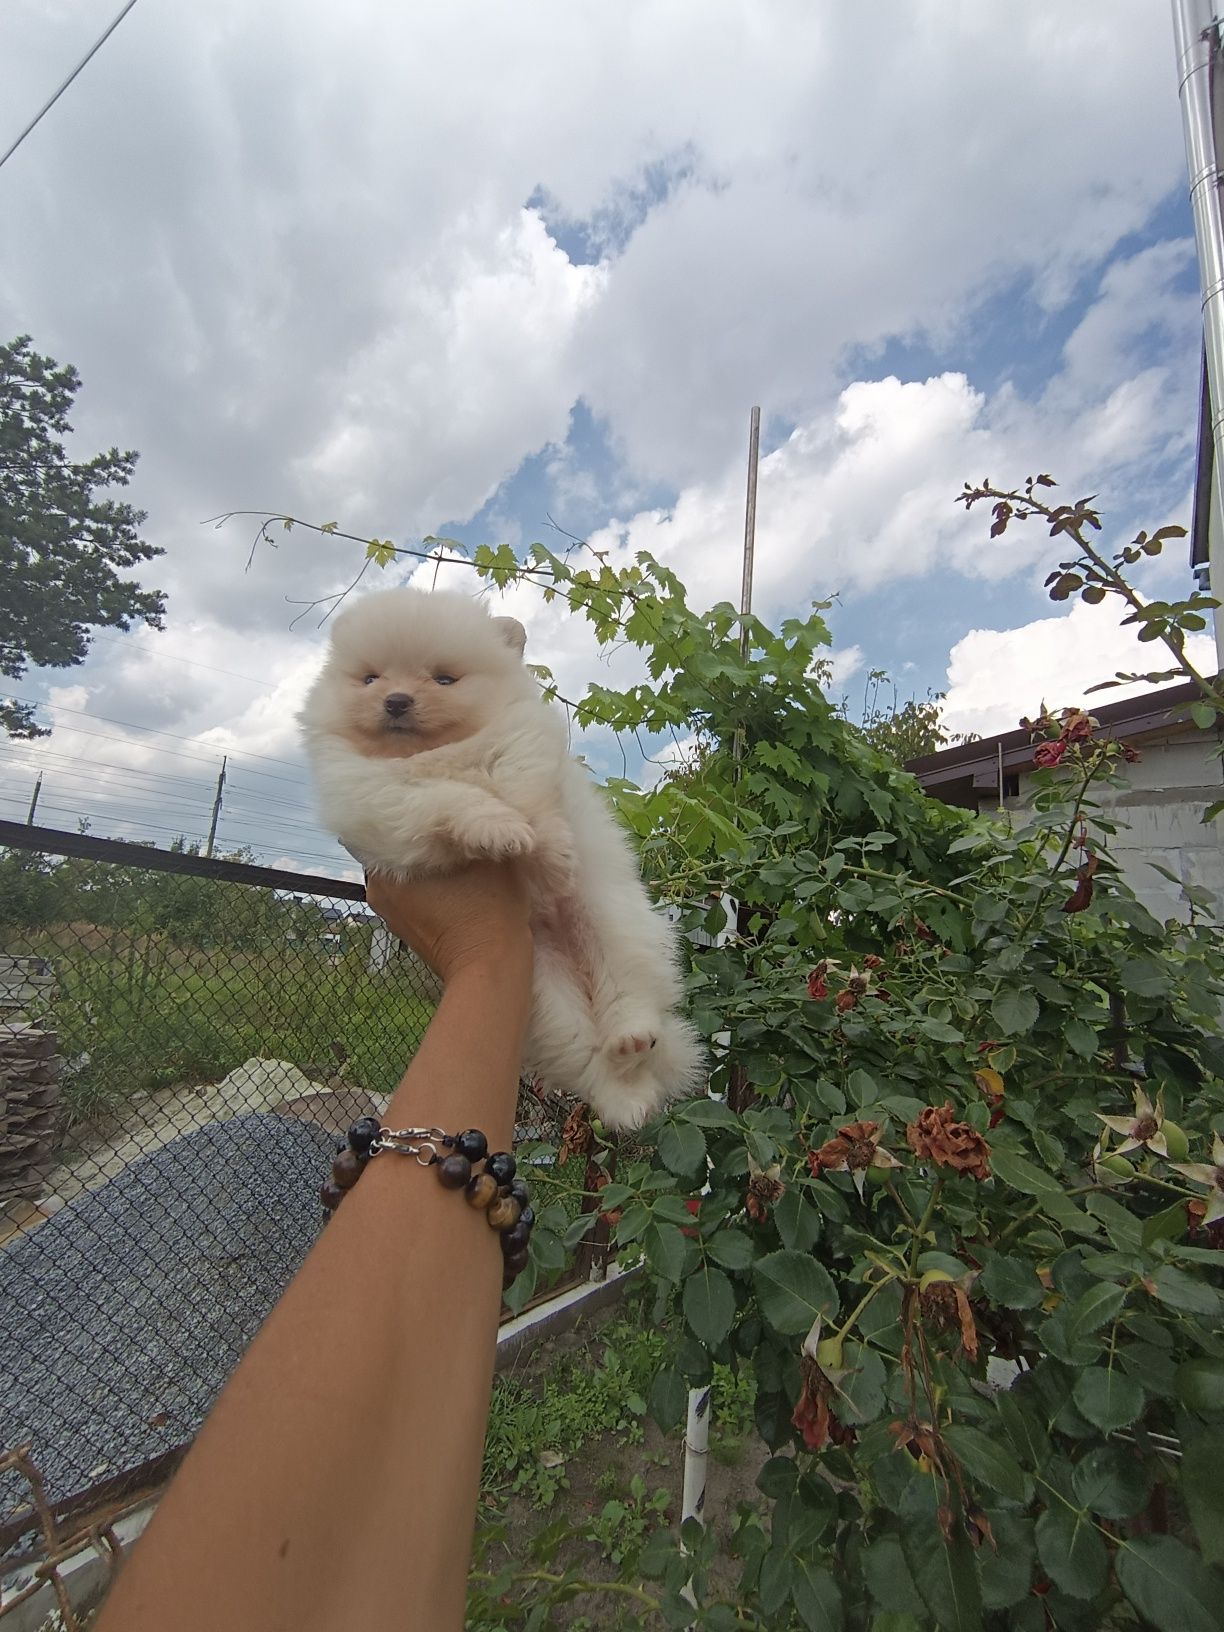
(0, 0), (1213, 873)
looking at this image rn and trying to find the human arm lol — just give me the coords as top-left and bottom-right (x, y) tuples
(95, 860), (533, 1632)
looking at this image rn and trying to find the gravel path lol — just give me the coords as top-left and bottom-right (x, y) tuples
(0, 1113), (332, 1520)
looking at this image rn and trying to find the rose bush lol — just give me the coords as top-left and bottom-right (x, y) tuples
(257, 484), (1224, 1628)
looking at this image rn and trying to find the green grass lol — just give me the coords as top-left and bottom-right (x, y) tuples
(13, 936), (433, 1125)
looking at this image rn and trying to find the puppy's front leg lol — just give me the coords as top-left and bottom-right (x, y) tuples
(334, 780), (533, 874)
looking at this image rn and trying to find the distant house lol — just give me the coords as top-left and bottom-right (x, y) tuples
(906, 680), (1224, 923)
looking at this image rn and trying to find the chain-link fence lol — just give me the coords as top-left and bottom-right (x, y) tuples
(0, 820), (584, 1552)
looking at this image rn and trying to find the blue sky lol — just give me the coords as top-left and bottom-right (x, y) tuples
(0, 0), (1212, 869)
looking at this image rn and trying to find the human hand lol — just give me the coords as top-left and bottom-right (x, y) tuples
(364, 861), (532, 984)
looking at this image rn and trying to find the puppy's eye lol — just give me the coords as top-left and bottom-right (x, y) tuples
(362, 674), (379, 686)
(434, 674), (458, 686)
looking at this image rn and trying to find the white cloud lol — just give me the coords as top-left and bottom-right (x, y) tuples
(941, 599), (1216, 740)
(578, 235), (1197, 620)
(827, 645), (865, 687)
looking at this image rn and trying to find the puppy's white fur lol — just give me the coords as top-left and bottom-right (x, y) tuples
(299, 587), (703, 1129)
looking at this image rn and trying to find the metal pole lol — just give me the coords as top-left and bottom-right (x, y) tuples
(1173, 0), (1224, 667)
(26, 773), (42, 825)
(738, 407), (761, 661)
(733, 408), (762, 770)
(204, 756), (227, 858)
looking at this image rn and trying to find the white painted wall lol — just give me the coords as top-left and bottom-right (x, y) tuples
(1013, 734), (1224, 923)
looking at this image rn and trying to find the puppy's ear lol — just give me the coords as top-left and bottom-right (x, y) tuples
(491, 616), (527, 656)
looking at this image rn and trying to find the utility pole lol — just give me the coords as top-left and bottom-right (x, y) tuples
(204, 756), (227, 858)
(26, 773), (42, 826)
(733, 406), (762, 770)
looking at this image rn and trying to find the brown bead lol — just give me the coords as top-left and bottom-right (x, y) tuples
(436, 1154), (473, 1189)
(331, 1149), (363, 1190)
(487, 1195), (522, 1232)
(320, 1180), (345, 1211)
(465, 1172), (499, 1210)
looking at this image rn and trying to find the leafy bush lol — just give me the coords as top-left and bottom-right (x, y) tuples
(261, 485), (1224, 1627)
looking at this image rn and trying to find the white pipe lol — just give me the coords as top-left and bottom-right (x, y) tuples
(1173, 0), (1224, 667)
(680, 1384), (712, 1525)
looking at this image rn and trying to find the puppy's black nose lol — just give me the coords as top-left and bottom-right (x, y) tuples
(383, 693), (414, 717)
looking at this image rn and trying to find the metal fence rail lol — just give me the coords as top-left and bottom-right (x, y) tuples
(0, 822), (579, 1544)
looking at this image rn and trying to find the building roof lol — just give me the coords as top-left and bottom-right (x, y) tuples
(905, 678), (1208, 802)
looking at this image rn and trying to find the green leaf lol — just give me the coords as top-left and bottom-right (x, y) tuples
(1143, 1202), (1189, 1250)
(1072, 1367), (1144, 1431)
(979, 1513), (1034, 1610)
(998, 1392), (1052, 1472)
(1119, 956), (1171, 998)
(753, 1250), (838, 1335)
(1182, 1428), (1224, 1566)
(683, 1265), (735, 1347)
(1064, 1282), (1126, 1347)
(1035, 1503), (1108, 1599)
(644, 1220), (688, 1283)
(677, 1096), (740, 1129)
(773, 1187), (822, 1251)
(756, 1455), (798, 1499)
(1191, 701), (1217, 730)
(707, 1229), (756, 1271)
(991, 988), (1039, 1036)
(834, 1342), (886, 1425)
(1071, 1444), (1152, 1519)
(1116, 1535), (1224, 1632)
(943, 1424), (1029, 1502)
(979, 1254), (1045, 1310)
(1178, 1358), (1224, 1414)
(902, 1525), (983, 1632)
(659, 1119), (707, 1177)
(990, 1146), (1061, 1197)
(1150, 1264), (1223, 1317)
(1063, 1017), (1098, 1058)
(792, 1560), (844, 1632)
(757, 1545), (792, 1617)
(648, 1365), (688, 1432)
(863, 1535), (925, 1616)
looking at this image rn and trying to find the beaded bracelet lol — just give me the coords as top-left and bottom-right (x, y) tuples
(321, 1115), (534, 1289)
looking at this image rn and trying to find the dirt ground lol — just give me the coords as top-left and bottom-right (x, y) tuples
(475, 1311), (771, 1627)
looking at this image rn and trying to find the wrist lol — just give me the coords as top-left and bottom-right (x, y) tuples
(440, 927), (533, 987)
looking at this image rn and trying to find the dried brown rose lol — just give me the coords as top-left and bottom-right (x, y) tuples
(906, 1102), (992, 1181)
(807, 1120), (903, 1197)
(919, 1277), (980, 1363)
(558, 1103), (594, 1165)
(792, 1354), (856, 1453)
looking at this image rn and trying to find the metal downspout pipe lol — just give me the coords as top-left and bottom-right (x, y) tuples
(1173, 0), (1224, 667)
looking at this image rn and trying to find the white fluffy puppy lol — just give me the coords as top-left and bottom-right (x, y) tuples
(299, 587), (703, 1129)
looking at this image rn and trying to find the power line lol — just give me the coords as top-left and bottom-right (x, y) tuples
(0, 0), (143, 174)
(87, 632), (276, 690)
(2, 694), (311, 782)
(0, 792), (351, 870)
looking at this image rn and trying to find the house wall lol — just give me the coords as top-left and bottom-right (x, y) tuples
(1009, 735), (1224, 923)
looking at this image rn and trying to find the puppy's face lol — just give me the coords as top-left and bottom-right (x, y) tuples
(306, 592), (528, 758)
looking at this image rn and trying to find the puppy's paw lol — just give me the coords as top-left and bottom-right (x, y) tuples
(606, 1031), (657, 1066)
(455, 814), (536, 860)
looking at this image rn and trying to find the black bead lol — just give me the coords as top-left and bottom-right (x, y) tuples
(508, 1178), (530, 1204)
(347, 1116), (381, 1157)
(456, 1128), (489, 1163)
(517, 1205), (535, 1230)
(436, 1153), (472, 1189)
(320, 1180), (345, 1211)
(504, 1247), (529, 1278)
(486, 1151), (517, 1185)
(333, 1136), (348, 1155)
(501, 1221), (530, 1255)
